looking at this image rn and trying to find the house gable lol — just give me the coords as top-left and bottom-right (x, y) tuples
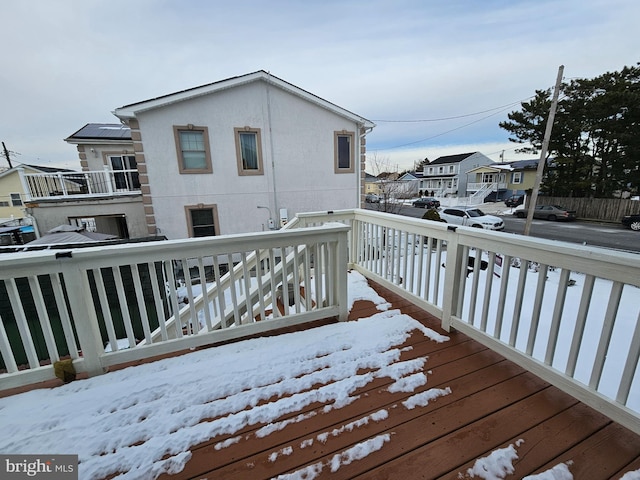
(106, 72), (374, 239)
(113, 71), (375, 130)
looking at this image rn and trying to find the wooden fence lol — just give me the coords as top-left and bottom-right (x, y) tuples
(537, 197), (640, 222)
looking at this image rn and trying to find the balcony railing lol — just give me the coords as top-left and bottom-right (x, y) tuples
(1, 209), (639, 435)
(18, 166), (141, 201)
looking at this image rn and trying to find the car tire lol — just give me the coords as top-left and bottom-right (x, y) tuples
(515, 212), (525, 218)
(630, 221), (640, 231)
(547, 215), (557, 221)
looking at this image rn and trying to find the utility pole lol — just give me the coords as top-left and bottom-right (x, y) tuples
(2, 141), (12, 168)
(524, 65), (564, 236)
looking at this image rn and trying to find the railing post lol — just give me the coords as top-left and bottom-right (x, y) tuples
(58, 257), (106, 377)
(441, 228), (464, 332)
(104, 165), (114, 194)
(57, 172), (69, 196)
(337, 229), (349, 321)
(17, 167), (32, 201)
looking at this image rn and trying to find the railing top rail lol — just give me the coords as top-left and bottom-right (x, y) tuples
(297, 209), (640, 286)
(0, 223), (351, 276)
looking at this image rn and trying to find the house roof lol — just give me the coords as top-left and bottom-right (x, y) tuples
(112, 70), (375, 129)
(65, 123), (132, 142)
(429, 152), (477, 165)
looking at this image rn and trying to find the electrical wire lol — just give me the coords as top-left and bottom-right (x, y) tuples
(371, 96), (536, 123)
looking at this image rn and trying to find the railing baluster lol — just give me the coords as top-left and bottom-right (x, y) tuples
(526, 264), (549, 355)
(181, 258), (198, 335)
(49, 273), (79, 359)
(618, 308), (640, 405)
(112, 266), (137, 348)
(479, 252), (496, 333)
(131, 263), (153, 345)
(509, 258), (529, 346)
(0, 312), (18, 373)
(565, 274), (595, 377)
(197, 258), (213, 331)
(545, 268), (571, 366)
(494, 255), (512, 339)
(148, 262), (169, 342)
(93, 269), (119, 351)
(28, 276), (60, 363)
(589, 280), (624, 389)
(6, 278), (40, 369)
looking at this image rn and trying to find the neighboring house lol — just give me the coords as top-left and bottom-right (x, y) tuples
(419, 152), (494, 197)
(364, 173), (381, 196)
(0, 163), (83, 223)
(467, 159), (539, 200)
(66, 70), (375, 239)
(12, 124), (147, 240)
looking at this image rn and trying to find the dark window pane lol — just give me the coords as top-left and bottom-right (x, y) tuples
(337, 135), (351, 169)
(191, 209), (215, 237)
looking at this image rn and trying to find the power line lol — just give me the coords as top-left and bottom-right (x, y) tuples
(371, 96), (535, 123)
(374, 105), (516, 151)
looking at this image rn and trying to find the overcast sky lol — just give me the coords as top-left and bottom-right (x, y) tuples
(2, 0), (639, 172)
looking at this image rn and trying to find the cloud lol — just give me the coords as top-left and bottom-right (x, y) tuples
(1, 0), (639, 170)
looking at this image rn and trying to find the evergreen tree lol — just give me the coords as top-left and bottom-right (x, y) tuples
(500, 64), (640, 197)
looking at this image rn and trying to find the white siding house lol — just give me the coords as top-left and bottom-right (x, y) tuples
(112, 71), (375, 239)
(420, 152), (494, 197)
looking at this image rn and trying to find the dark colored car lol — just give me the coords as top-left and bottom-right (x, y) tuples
(483, 189), (508, 202)
(514, 205), (577, 221)
(504, 195), (524, 208)
(621, 213), (640, 231)
(412, 197), (440, 209)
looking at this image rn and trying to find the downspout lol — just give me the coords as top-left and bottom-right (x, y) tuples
(265, 72), (279, 227)
(359, 126), (374, 206)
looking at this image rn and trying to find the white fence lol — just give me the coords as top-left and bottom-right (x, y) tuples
(0, 224), (349, 390)
(19, 166), (141, 200)
(1, 208), (639, 435)
(295, 209), (640, 435)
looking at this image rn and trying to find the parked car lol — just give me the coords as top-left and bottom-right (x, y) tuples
(412, 197), (440, 209)
(514, 205), (577, 221)
(504, 195), (524, 208)
(438, 207), (504, 231)
(483, 189), (508, 203)
(621, 213), (640, 231)
(365, 193), (380, 203)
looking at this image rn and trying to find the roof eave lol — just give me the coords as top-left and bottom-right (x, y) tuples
(112, 71), (375, 129)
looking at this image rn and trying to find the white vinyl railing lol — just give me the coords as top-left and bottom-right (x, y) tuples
(0, 224), (349, 390)
(294, 209), (640, 435)
(18, 166), (141, 200)
(1, 208), (639, 435)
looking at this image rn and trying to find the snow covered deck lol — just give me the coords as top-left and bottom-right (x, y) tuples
(2, 277), (639, 479)
(153, 281), (640, 480)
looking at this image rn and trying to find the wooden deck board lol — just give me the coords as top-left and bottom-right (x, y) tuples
(143, 281), (640, 479)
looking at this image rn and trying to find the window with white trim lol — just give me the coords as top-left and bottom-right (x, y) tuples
(512, 172), (522, 184)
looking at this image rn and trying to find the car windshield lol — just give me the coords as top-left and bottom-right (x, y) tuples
(466, 209), (485, 217)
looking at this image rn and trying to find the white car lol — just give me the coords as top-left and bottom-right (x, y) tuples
(438, 207), (504, 231)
